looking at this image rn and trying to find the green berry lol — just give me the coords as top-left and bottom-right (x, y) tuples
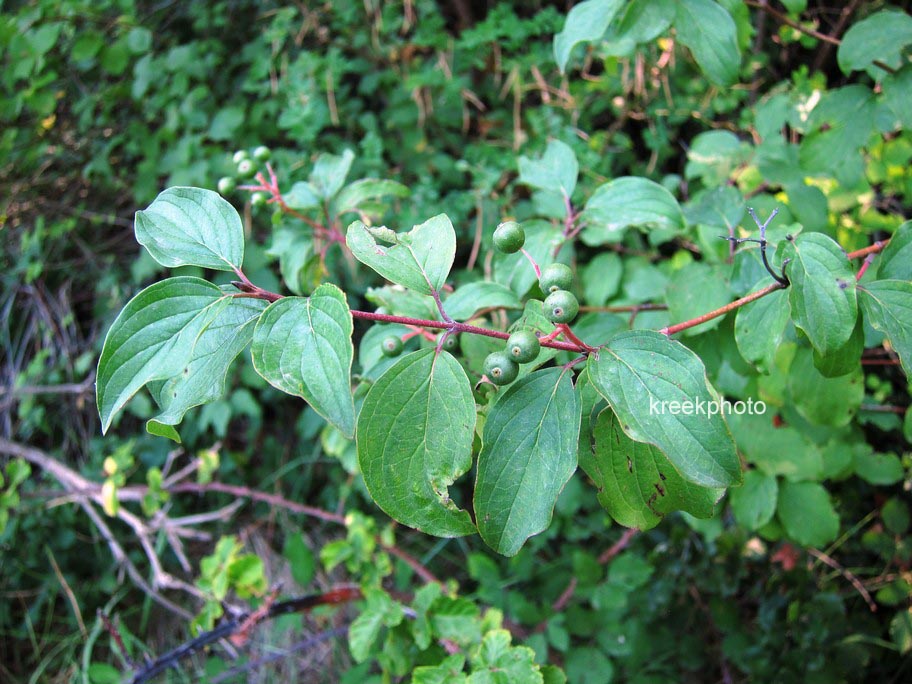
(484, 351), (519, 385)
(251, 191), (268, 207)
(237, 159), (257, 178)
(253, 145), (271, 162)
(232, 150), (248, 164)
(381, 336), (403, 357)
(543, 289), (579, 324)
(493, 221), (525, 254)
(539, 263), (573, 294)
(438, 333), (459, 352)
(506, 330), (540, 363)
(217, 176), (236, 195)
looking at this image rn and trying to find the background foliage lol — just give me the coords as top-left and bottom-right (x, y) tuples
(2, 0), (911, 681)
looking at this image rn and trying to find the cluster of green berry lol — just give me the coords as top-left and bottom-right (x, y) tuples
(481, 221), (581, 385)
(217, 146), (272, 206)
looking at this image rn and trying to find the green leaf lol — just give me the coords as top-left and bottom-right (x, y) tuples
(333, 178), (409, 215)
(878, 220), (912, 281)
(890, 609), (912, 654)
(208, 106), (244, 141)
(310, 148), (355, 199)
(812, 317), (863, 378)
(587, 330), (741, 488)
(468, 630), (542, 684)
(581, 177), (685, 245)
(284, 182), (321, 210)
(735, 286), (790, 373)
(251, 284), (355, 437)
(581, 252), (622, 306)
(776, 481), (839, 547)
(859, 280), (912, 376)
(837, 10), (912, 77)
(854, 450), (904, 486)
(474, 368), (581, 556)
(729, 414), (822, 482)
(783, 232), (857, 357)
(583, 409), (721, 530)
(149, 296), (265, 426)
(730, 470), (778, 530)
(96, 277), (228, 433)
(553, 0), (625, 73)
(146, 421), (181, 443)
(798, 86), (875, 179)
(283, 533), (316, 587)
(518, 139), (579, 198)
(664, 263), (731, 336)
(788, 347), (863, 428)
(444, 282), (522, 321)
(135, 187), (245, 272)
(685, 131), (749, 184)
(346, 215), (456, 296)
(348, 589), (404, 662)
(357, 349), (476, 537)
(412, 655), (468, 684)
(674, 0), (741, 86)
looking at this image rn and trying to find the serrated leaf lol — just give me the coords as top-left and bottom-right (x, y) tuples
(469, 630), (542, 684)
(347, 214), (456, 295)
(134, 187), (244, 271)
(587, 330), (741, 487)
(777, 481), (839, 547)
(664, 263), (732, 337)
(837, 10), (912, 77)
(553, 0), (625, 73)
(348, 589), (404, 662)
(735, 286), (789, 373)
(675, 0), (741, 86)
(334, 178), (409, 216)
(581, 177), (685, 245)
(517, 139), (579, 199)
(251, 284), (355, 436)
(859, 280), (912, 377)
(783, 233), (857, 357)
(310, 148), (354, 199)
(878, 220), (912, 281)
(474, 368), (581, 556)
(444, 282), (522, 321)
(582, 409), (721, 530)
(97, 277), (228, 432)
(358, 349), (476, 537)
(729, 470), (777, 530)
(150, 296), (266, 427)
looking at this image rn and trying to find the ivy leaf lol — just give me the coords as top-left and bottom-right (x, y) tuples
(729, 470), (778, 530)
(444, 282), (522, 321)
(783, 233), (858, 358)
(777, 481), (839, 547)
(734, 286), (790, 373)
(357, 349), (477, 537)
(134, 187), (244, 272)
(582, 409), (722, 530)
(310, 148), (354, 199)
(674, 0), (741, 87)
(859, 280), (912, 377)
(96, 277), (228, 433)
(878, 220), (912, 281)
(838, 9), (912, 77)
(587, 330), (741, 488)
(347, 214), (456, 296)
(517, 139), (579, 199)
(581, 177), (685, 245)
(553, 0), (625, 73)
(474, 368), (581, 556)
(149, 295), (266, 427)
(251, 284), (355, 437)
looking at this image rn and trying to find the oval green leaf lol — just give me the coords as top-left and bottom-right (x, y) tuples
(587, 330), (741, 487)
(443, 281), (522, 321)
(859, 279), (912, 377)
(474, 368), (581, 556)
(553, 0), (624, 73)
(135, 187), (244, 271)
(96, 277), (228, 433)
(251, 284), (355, 437)
(357, 349), (477, 537)
(346, 214), (456, 296)
(581, 177), (685, 245)
(674, 0), (741, 86)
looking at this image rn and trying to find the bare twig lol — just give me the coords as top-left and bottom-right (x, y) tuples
(808, 547), (877, 612)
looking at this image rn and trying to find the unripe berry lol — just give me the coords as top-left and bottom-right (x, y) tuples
(217, 176), (236, 195)
(506, 330), (540, 363)
(232, 150), (248, 164)
(484, 351), (519, 385)
(438, 333), (459, 352)
(493, 221), (525, 254)
(237, 159), (257, 178)
(539, 263), (573, 294)
(251, 191), (268, 207)
(253, 145), (271, 161)
(381, 336), (403, 357)
(543, 289), (579, 324)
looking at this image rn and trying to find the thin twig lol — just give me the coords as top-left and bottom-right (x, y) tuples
(807, 548), (877, 612)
